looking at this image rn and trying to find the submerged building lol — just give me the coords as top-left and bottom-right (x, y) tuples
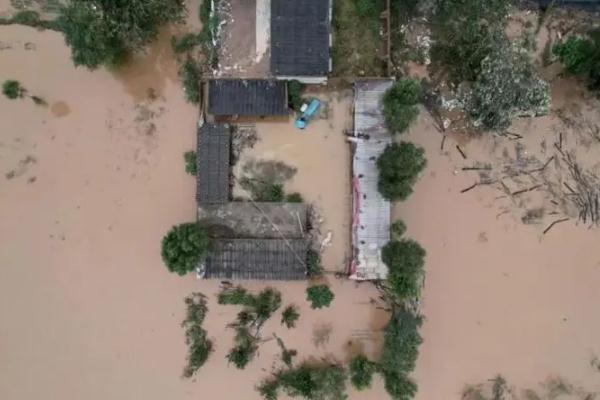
(349, 80), (394, 280)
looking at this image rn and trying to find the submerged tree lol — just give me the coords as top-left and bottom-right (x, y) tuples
(281, 304), (300, 329)
(382, 239), (426, 301)
(2, 80), (25, 99)
(377, 142), (427, 201)
(306, 285), (334, 309)
(183, 150), (197, 176)
(554, 29), (600, 92)
(161, 223), (209, 275)
(182, 292), (212, 378)
(349, 354), (377, 391)
(383, 79), (422, 134)
(58, 0), (186, 69)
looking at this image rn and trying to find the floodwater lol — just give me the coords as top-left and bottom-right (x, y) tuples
(2, 8), (600, 400)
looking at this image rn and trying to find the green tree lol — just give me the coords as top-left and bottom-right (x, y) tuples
(382, 239), (426, 301)
(554, 30), (600, 91)
(281, 305), (300, 329)
(58, 0), (185, 69)
(184, 151), (197, 176)
(306, 285), (334, 309)
(377, 142), (426, 201)
(161, 223), (209, 275)
(226, 326), (258, 369)
(383, 79), (422, 134)
(179, 58), (202, 104)
(349, 354), (377, 391)
(2, 80), (25, 99)
(182, 292), (212, 378)
(306, 249), (323, 277)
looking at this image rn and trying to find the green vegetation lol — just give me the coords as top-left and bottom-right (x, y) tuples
(554, 30), (600, 92)
(182, 292), (213, 378)
(183, 151), (197, 176)
(286, 192), (304, 203)
(349, 354), (377, 391)
(382, 239), (426, 301)
(306, 249), (323, 277)
(257, 363), (348, 400)
(383, 79), (422, 134)
(161, 223), (209, 276)
(281, 305), (300, 329)
(287, 80), (306, 111)
(178, 58), (202, 105)
(390, 220), (407, 239)
(306, 285), (334, 309)
(198, 0), (220, 69)
(332, 0), (385, 76)
(0, 10), (60, 31)
(2, 80), (25, 99)
(171, 33), (203, 54)
(377, 142), (427, 201)
(58, 0), (185, 69)
(380, 309), (422, 400)
(219, 286), (282, 369)
(276, 335), (298, 368)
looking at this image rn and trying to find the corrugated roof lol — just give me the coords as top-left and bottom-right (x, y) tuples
(204, 239), (307, 280)
(208, 79), (288, 116)
(350, 80), (394, 281)
(271, 0), (330, 77)
(197, 123), (231, 204)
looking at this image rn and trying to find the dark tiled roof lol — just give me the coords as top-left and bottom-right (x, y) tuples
(208, 79), (288, 116)
(205, 239), (308, 280)
(197, 123), (230, 204)
(271, 0), (330, 77)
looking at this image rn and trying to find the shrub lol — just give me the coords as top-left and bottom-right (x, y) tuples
(349, 354), (377, 391)
(286, 192), (304, 203)
(281, 305), (300, 329)
(390, 220), (407, 239)
(258, 363), (348, 400)
(2, 80), (25, 99)
(383, 79), (422, 134)
(288, 80), (306, 111)
(467, 43), (550, 130)
(554, 30), (600, 91)
(182, 293), (212, 378)
(306, 249), (323, 277)
(161, 223), (209, 275)
(377, 142), (426, 201)
(179, 58), (202, 104)
(306, 285), (334, 309)
(382, 239), (426, 301)
(184, 151), (197, 176)
(171, 33), (202, 54)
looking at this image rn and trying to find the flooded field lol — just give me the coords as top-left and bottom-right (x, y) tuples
(2, 4), (600, 400)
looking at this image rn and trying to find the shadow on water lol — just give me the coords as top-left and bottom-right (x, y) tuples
(111, 25), (183, 102)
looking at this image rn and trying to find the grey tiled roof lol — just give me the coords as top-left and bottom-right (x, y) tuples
(271, 0), (330, 77)
(204, 239), (307, 280)
(208, 79), (288, 116)
(197, 123), (231, 204)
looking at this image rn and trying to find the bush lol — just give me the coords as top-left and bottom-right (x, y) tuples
(306, 249), (323, 277)
(281, 305), (300, 329)
(286, 192), (304, 203)
(182, 293), (212, 378)
(349, 354), (377, 391)
(288, 80), (306, 111)
(383, 79), (422, 134)
(258, 363), (348, 400)
(390, 220), (407, 239)
(2, 80), (25, 99)
(161, 223), (210, 275)
(467, 43), (550, 130)
(171, 33), (202, 54)
(554, 30), (600, 91)
(184, 151), (197, 176)
(377, 142), (426, 201)
(382, 239), (426, 301)
(179, 58), (202, 104)
(306, 285), (334, 309)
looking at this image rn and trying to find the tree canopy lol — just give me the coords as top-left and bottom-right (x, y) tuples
(161, 223), (209, 275)
(349, 354), (377, 391)
(2, 80), (25, 99)
(382, 239), (426, 301)
(383, 79), (422, 134)
(377, 142), (427, 201)
(182, 292), (212, 378)
(306, 285), (335, 309)
(554, 30), (600, 92)
(58, 0), (186, 69)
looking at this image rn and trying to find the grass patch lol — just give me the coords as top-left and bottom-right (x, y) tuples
(332, 0), (385, 77)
